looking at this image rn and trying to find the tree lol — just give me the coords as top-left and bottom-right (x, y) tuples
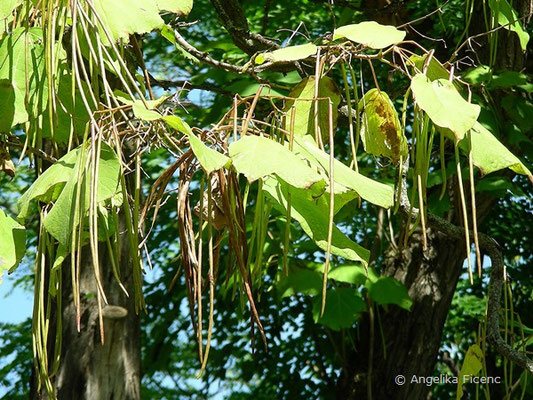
(0, 1), (532, 399)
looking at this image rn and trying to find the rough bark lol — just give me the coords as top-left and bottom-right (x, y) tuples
(337, 230), (466, 399)
(30, 216), (141, 400)
(336, 0), (530, 397)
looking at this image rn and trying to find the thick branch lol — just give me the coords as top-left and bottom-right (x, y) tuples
(209, 0), (279, 55)
(397, 157), (533, 374)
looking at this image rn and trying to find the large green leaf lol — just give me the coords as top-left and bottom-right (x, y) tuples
(333, 21), (406, 49)
(465, 122), (531, 176)
(17, 149), (81, 222)
(489, 0), (529, 51)
(255, 43), (317, 64)
(328, 264), (377, 286)
(18, 144), (121, 245)
(359, 88), (407, 164)
(292, 136), (394, 208)
(409, 54), (450, 82)
(283, 76), (341, 141)
(229, 135), (325, 190)
(41, 64), (91, 143)
(0, 28), (47, 130)
(456, 344), (484, 399)
(263, 177), (370, 265)
(0, 0), (20, 19)
(93, 0), (164, 44)
(410, 74), (480, 142)
(312, 288), (366, 330)
(0, 208), (26, 282)
(156, 0), (193, 15)
(365, 276), (412, 310)
(132, 100), (162, 121)
(188, 131), (231, 173)
(43, 144), (121, 245)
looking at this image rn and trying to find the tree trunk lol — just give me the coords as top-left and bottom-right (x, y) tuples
(337, 0), (530, 397)
(31, 216), (141, 400)
(337, 230), (466, 399)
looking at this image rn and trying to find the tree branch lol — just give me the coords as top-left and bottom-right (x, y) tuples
(396, 156), (533, 374)
(210, 0), (279, 55)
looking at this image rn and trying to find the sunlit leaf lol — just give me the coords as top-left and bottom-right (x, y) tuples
(465, 122), (531, 176)
(0, 0), (21, 19)
(43, 144), (121, 245)
(17, 149), (81, 222)
(156, 0), (193, 15)
(333, 21), (406, 49)
(93, 0), (164, 44)
(0, 208), (26, 282)
(263, 177), (370, 264)
(410, 54), (450, 82)
(456, 344), (484, 399)
(163, 115), (193, 134)
(359, 88), (407, 164)
(312, 288), (366, 330)
(0, 28), (47, 129)
(229, 135), (325, 190)
(489, 0), (529, 51)
(188, 131), (231, 173)
(17, 144), (121, 245)
(255, 43), (317, 64)
(132, 100), (162, 121)
(284, 76), (341, 142)
(293, 136), (394, 208)
(411, 74), (480, 142)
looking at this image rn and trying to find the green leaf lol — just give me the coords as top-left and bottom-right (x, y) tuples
(18, 144), (121, 245)
(410, 54), (450, 82)
(188, 131), (231, 173)
(263, 177), (370, 265)
(463, 65), (492, 85)
(132, 100), (162, 121)
(410, 74), (480, 142)
(328, 264), (377, 286)
(501, 95), (533, 133)
(0, 28), (47, 130)
(0, 80), (15, 132)
(276, 265), (323, 298)
(359, 88), (407, 164)
(163, 115), (193, 134)
(43, 144), (121, 245)
(93, 0), (164, 44)
(0, 0), (20, 20)
(0, 208), (26, 282)
(41, 64), (91, 143)
(156, 0), (193, 15)
(0, 0), (22, 20)
(489, 0), (529, 51)
(333, 21), (406, 49)
(489, 71), (532, 91)
(456, 344), (484, 399)
(465, 122), (531, 177)
(17, 148), (81, 222)
(283, 76), (341, 142)
(292, 136), (394, 208)
(229, 135), (325, 190)
(366, 276), (412, 310)
(255, 43), (317, 65)
(312, 288), (366, 330)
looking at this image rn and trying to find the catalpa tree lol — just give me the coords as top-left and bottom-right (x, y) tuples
(0, 0), (532, 399)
